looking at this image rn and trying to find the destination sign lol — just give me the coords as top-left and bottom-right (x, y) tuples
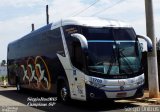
(65, 27), (78, 34)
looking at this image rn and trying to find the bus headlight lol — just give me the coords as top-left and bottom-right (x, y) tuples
(137, 77), (144, 85)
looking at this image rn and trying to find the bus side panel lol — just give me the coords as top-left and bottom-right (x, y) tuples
(7, 27), (66, 94)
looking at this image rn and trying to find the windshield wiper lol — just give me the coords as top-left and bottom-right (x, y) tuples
(95, 61), (104, 66)
(119, 48), (134, 74)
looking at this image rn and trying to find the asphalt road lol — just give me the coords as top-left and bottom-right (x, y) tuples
(0, 87), (157, 112)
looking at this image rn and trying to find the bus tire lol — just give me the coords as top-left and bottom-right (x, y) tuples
(58, 81), (70, 103)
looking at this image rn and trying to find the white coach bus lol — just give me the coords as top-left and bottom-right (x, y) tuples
(7, 17), (152, 102)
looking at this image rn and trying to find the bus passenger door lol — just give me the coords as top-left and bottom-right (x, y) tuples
(71, 41), (86, 100)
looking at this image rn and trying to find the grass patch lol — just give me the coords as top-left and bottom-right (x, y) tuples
(0, 75), (8, 82)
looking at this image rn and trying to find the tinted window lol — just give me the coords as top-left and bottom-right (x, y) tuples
(63, 25), (81, 60)
(8, 28), (64, 59)
(113, 28), (136, 40)
(63, 25), (85, 71)
(82, 27), (136, 40)
(82, 28), (113, 40)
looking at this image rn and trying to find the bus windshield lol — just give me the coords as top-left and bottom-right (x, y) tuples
(82, 27), (142, 76)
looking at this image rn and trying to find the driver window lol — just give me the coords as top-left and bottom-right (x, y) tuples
(72, 41), (84, 71)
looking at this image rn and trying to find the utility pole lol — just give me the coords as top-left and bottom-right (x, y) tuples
(46, 5), (49, 25)
(145, 0), (159, 98)
(31, 23), (34, 31)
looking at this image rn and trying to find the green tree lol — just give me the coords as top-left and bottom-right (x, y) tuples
(1, 60), (6, 66)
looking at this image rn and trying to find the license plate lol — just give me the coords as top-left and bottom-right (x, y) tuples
(116, 92), (127, 98)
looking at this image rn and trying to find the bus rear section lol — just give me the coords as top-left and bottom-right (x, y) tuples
(7, 24), (66, 95)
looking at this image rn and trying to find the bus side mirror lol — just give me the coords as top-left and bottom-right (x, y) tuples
(137, 35), (153, 52)
(71, 33), (88, 52)
(71, 33), (88, 72)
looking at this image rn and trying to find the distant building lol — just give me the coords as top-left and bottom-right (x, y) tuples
(0, 66), (7, 77)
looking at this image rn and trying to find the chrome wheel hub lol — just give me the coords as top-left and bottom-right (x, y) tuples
(61, 87), (67, 101)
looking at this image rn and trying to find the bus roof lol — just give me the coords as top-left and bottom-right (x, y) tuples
(60, 17), (131, 28)
(9, 17), (132, 46)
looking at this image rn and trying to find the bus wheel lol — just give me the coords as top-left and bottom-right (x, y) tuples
(58, 82), (70, 102)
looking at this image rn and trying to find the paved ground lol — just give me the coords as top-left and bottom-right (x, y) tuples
(0, 87), (159, 112)
(136, 90), (160, 105)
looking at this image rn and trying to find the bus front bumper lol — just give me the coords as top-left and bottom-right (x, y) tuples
(85, 84), (144, 101)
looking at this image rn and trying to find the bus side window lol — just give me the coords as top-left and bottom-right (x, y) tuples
(72, 41), (84, 71)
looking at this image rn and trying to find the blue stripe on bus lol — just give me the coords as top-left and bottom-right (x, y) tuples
(87, 40), (136, 43)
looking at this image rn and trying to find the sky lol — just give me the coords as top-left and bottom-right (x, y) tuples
(0, 0), (159, 61)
